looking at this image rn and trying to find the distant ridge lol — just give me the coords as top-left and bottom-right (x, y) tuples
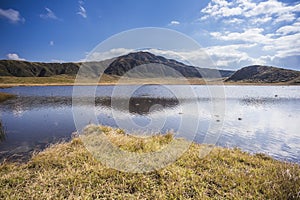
(226, 65), (300, 84)
(0, 60), (80, 77)
(0, 52), (234, 79)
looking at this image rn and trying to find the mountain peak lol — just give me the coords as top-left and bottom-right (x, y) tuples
(103, 51), (234, 78)
(226, 65), (300, 84)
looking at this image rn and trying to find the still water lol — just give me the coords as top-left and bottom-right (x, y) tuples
(0, 85), (299, 163)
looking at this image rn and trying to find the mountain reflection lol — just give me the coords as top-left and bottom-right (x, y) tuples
(129, 97), (179, 115)
(0, 96), (179, 115)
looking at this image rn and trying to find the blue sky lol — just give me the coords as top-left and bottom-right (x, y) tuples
(0, 0), (299, 70)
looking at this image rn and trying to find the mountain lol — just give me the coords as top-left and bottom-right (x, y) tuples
(0, 52), (234, 79)
(104, 52), (234, 78)
(225, 65), (300, 84)
(2, 53), (299, 84)
(0, 60), (80, 77)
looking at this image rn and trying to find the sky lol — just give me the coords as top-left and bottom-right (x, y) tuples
(0, 0), (299, 70)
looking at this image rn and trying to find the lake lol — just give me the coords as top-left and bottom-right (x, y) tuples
(0, 85), (299, 163)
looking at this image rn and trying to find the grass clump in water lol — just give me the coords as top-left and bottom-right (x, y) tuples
(0, 121), (5, 142)
(0, 92), (15, 103)
(0, 125), (299, 199)
(82, 125), (174, 153)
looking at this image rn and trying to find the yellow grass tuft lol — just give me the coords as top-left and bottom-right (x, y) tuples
(0, 92), (15, 103)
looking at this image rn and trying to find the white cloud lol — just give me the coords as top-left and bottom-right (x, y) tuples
(169, 20), (180, 25)
(145, 48), (212, 67)
(251, 16), (272, 24)
(6, 53), (25, 61)
(201, 0), (300, 24)
(276, 21), (300, 35)
(223, 18), (244, 24)
(274, 13), (296, 23)
(49, 41), (54, 46)
(221, 6), (242, 17)
(86, 48), (134, 61)
(204, 43), (262, 67)
(77, 1), (87, 18)
(40, 7), (58, 20)
(78, 6), (87, 18)
(210, 28), (271, 44)
(0, 8), (24, 23)
(263, 33), (300, 58)
(199, 0), (300, 68)
(201, 0), (243, 19)
(210, 27), (300, 63)
(245, 0), (285, 17)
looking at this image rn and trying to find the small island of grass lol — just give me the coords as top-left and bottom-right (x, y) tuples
(0, 125), (299, 199)
(0, 92), (15, 103)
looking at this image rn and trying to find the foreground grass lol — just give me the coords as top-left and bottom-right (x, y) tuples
(0, 92), (15, 103)
(0, 126), (299, 199)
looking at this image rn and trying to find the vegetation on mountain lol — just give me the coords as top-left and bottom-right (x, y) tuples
(0, 52), (234, 79)
(226, 65), (300, 84)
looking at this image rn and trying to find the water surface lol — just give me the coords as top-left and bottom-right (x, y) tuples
(0, 85), (299, 163)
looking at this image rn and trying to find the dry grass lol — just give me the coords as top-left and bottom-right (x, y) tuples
(0, 75), (211, 86)
(0, 125), (299, 199)
(0, 74), (296, 87)
(82, 125), (175, 153)
(0, 75), (76, 87)
(0, 121), (5, 142)
(0, 92), (15, 103)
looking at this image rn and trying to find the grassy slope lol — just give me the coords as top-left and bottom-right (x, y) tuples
(0, 75), (76, 85)
(0, 126), (299, 199)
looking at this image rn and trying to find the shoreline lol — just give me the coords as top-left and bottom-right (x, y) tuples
(1, 75), (299, 87)
(0, 81), (299, 87)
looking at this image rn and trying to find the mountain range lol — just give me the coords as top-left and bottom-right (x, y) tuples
(0, 52), (234, 79)
(0, 51), (299, 84)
